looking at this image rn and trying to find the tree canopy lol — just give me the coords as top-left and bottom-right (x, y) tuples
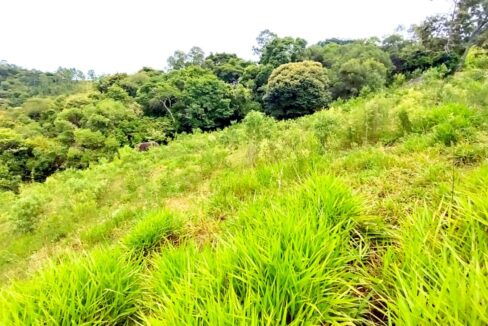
(263, 61), (330, 119)
(2, 7), (486, 190)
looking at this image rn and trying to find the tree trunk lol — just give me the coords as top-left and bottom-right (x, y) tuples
(456, 22), (488, 70)
(162, 100), (176, 122)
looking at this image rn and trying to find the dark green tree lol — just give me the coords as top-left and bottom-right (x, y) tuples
(204, 53), (251, 84)
(332, 58), (388, 99)
(263, 61), (330, 119)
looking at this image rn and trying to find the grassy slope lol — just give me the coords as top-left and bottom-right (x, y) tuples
(1, 68), (487, 324)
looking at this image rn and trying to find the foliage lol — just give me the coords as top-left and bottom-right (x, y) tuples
(123, 210), (183, 254)
(382, 34), (459, 74)
(0, 249), (141, 325)
(413, 0), (488, 68)
(254, 30), (308, 67)
(10, 195), (43, 233)
(263, 61), (330, 119)
(0, 65), (488, 325)
(0, 92), (166, 190)
(1, 18), (488, 324)
(167, 47), (206, 70)
(332, 58), (388, 99)
(137, 66), (254, 131)
(4, 20), (481, 192)
(465, 46), (488, 68)
(204, 53), (251, 84)
(0, 62), (87, 107)
(306, 39), (392, 70)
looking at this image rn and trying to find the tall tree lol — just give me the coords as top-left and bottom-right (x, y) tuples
(253, 30), (307, 67)
(167, 47), (206, 70)
(417, 0), (488, 68)
(204, 53), (251, 84)
(450, 0), (488, 66)
(263, 61), (331, 119)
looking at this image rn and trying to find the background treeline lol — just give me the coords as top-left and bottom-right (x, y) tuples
(2, 54), (488, 324)
(1, 0), (487, 191)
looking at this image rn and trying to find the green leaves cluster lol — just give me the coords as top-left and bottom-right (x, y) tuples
(136, 66), (255, 131)
(263, 61), (330, 119)
(1, 7), (486, 193)
(0, 92), (170, 191)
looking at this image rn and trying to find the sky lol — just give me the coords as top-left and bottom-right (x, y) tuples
(1, 0), (453, 75)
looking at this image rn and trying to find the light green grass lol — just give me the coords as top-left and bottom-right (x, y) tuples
(0, 249), (141, 325)
(1, 67), (488, 324)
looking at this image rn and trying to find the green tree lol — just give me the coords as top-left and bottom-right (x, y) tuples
(136, 82), (180, 121)
(96, 73), (129, 93)
(137, 66), (248, 131)
(305, 40), (392, 70)
(240, 64), (274, 104)
(414, 0), (488, 68)
(167, 47), (206, 70)
(204, 53), (251, 84)
(332, 58), (388, 99)
(173, 73), (234, 130)
(254, 30), (307, 67)
(263, 61), (330, 119)
(451, 0), (488, 67)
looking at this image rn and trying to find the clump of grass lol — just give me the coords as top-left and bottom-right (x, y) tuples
(452, 142), (487, 166)
(123, 210), (184, 254)
(144, 175), (374, 324)
(378, 166), (488, 325)
(0, 248), (141, 325)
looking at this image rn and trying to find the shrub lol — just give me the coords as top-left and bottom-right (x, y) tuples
(453, 143), (487, 166)
(465, 46), (488, 69)
(312, 113), (340, 148)
(10, 195), (43, 233)
(242, 111), (275, 143)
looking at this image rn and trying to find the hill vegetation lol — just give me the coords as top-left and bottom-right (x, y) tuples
(1, 61), (488, 323)
(2, 0), (486, 193)
(1, 1), (488, 324)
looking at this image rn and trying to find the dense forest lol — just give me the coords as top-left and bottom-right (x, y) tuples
(1, 0), (488, 325)
(2, 0), (486, 192)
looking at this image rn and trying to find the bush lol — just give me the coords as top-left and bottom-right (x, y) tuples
(453, 143), (487, 166)
(312, 113), (340, 148)
(10, 195), (43, 233)
(465, 46), (488, 69)
(242, 111), (276, 143)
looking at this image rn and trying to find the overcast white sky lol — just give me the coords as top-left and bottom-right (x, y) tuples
(1, 0), (452, 74)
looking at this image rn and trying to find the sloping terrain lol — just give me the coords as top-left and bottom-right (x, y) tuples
(1, 68), (488, 324)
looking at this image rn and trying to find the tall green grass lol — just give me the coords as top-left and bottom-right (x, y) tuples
(143, 176), (376, 324)
(378, 166), (488, 325)
(0, 66), (487, 325)
(123, 210), (184, 254)
(0, 249), (141, 325)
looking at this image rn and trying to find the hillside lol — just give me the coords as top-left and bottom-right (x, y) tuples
(0, 65), (487, 324)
